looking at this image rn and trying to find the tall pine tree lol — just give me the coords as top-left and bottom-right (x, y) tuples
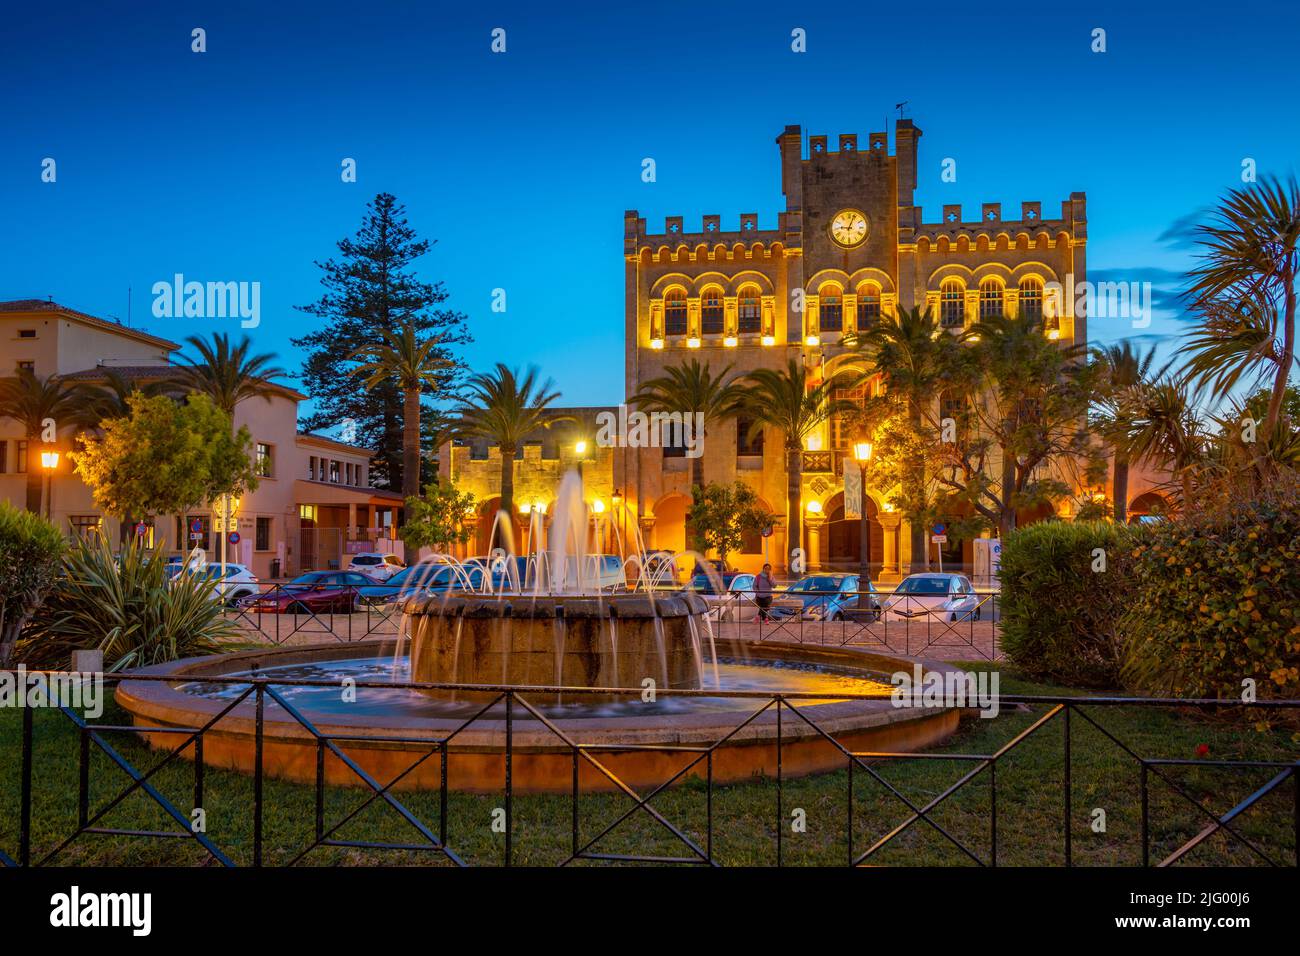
(293, 193), (470, 489)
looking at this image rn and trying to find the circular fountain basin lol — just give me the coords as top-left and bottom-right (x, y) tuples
(116, 638), (965, 793)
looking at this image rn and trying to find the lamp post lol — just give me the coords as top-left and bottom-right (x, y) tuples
(853, 441), (873, 587)
(611, 488), (624, 556)
(40, 450), (59, 522)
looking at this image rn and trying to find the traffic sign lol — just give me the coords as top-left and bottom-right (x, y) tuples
(932, 522), (947, 536)
(135, 522), (147, 537)
(190, 518), (203, 533)
(228, 531), (241, 545)
(190, 533), (203, 541)
(932, 534), (948, 544)
(761, 526), (773, 538)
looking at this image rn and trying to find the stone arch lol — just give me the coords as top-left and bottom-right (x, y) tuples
(1009, 261), (1061, 285)
(1128, 491), (1171, 523)
(970, 262), (1015, 284)
(819, 490), (883, 572)
(806, 267), (852, 292)
(725, 270), (774, 295)
(926, 263), (975, 289)
(649, 274), (693, 299)
(847, 267), (897, 295)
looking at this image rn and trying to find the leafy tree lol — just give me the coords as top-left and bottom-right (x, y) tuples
(0, 501), (65, 666)
(400, 481), (475, 552)
(1126, 377), (1208, 506)
(72, 392), (259, 522)
(349, 322), (453, 498)
(737, 359), (856, 571)
(0, 370), (101, 513)
(168, 333), (288, 416)
(456, 364), (568, 534)
(294, 193), (470, 489)
(1090, 342), (1165, 522)
(686, 481), (771, 567)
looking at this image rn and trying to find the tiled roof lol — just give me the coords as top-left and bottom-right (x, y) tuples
(58, 365), (174, 381)
(0, 299), (181, 351)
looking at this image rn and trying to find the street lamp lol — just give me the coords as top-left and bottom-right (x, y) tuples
(40, 450), (59, 520)
(612, 488), (624, 556)
(854, 441), (873, 588)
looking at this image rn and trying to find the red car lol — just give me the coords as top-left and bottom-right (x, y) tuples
(237, 571), (374, 614)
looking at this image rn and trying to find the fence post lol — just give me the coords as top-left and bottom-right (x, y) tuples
(504, 691), (513, 867)
(20, 701), (33, 866)
(253, 680), (264, 867)
(1064, 704), (1072, 866)
(776, 697), (783, 867)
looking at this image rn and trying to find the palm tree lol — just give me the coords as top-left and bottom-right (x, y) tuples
(169, 333), (288, 416)
(1184, 175), (1300, 445)
(1128, 378), (1207, 508)
(456, 364), (568, 537)
(737, 359), (856, 572)
(1091, 342), (1163, 523)
(838, 305), (961, 569)
(0, 370), (100, 513)
(630, 357), (744, 491)
(349, 323), (452, 498)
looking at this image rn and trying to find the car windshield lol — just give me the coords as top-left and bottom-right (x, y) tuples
(688, 574), (718, 594)
(351, 556), (380, 565)
(201, 565), (241, 580)
(788, 576), (841, 592)
(289, 572), (334, 587)
(895, 576), (952, 595)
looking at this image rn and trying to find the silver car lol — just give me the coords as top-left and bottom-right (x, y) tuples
(880, 573), (982, 622)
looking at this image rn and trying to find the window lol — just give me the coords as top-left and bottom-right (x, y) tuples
(18, 329), (36, 339)
(831, 385), (867, 449)
(256, 516), (272, 551)
(736, 416), (764, 456)
(1019, 278), (1043, 321)
(308, 456), (317, 480)
(819, 286), (843, 332)
(979, 279), (1004, 320)
(940, 280), (965, 328)
(17, 361), (34, 373)
(664, 289), (688, 336)
(345, 462), (354, 486)
(0, 441), (6, 473)
(857, 284), (880, 329)
(737, 286), (761, 333)
(701, 288), (724, 335)
(255, 442), (273, 478)
(15, 441), (27, 473)
(329, 460), (340, 483)
(69, 515), (101, 539)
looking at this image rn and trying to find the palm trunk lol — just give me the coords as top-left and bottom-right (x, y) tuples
(402, 388), (421, 499)
(1112, 455), (1130, 524)
(908, 403), (928, 572)
(998, 444), (1016, 538)
(786, 445), (802, 575)
(499, 441), (517, 546)
(24, 439), (41, 514)
(1264, 275), (1295, 443)
(685, 444), (705, 553)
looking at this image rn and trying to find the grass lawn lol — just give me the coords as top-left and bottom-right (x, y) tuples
(1, 663), (1296, 867)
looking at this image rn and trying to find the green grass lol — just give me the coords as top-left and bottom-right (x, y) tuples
(2, 664), (1296, 867)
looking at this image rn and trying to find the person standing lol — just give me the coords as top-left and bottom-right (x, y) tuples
(755, 563), (775, 621)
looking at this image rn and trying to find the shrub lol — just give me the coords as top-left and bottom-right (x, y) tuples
(0, 501), (65, 666)
(999, 520), (1141, 688)
(1120, 488), (1300, 702)
(18, 534), (242, 670)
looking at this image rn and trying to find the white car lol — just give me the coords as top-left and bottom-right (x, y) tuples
(195, 562), (260, 605)
(696, 573), (759, 622)
(347, 552), (406, 581)
(880, 573), (982, 623)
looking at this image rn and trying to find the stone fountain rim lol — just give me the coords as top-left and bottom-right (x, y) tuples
(114, 638), (970, 748)
(402, 590), (708, 618)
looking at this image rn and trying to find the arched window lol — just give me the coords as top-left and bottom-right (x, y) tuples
(1019, 278), (1043, 322)
(701, 287), (724, 335)
(940, 280), (965, 328)
(664, 289), (688, 336)
(819, 284), (843, 332)
(737, 285), (761, 334)
(979, 279), (1004, 320)
(856, 283), (880, 329)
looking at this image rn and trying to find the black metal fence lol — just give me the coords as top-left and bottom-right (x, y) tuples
(2, 669), (1296, 867)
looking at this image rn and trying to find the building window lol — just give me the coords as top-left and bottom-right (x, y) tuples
(15, 441), (27, 473)
(831, 385), (867, 449)
(737, 287), (761, 333)
(0, 440), (6, 473)
(18, 329), (36, 339)
(940, 280), (965, 328)
(979, 279), (1004, 320)
(664, 289), (688, 336)
(329, 460), (340, 483)
(308, 456), (316, 480)
(701, 288), (724, 335)
(820, 287), (843, 332)
(68, 515), (102, 539)
(1019, 277), (1043, 322)
(255, 442), (273, 478)
(255, 516), (272, 551)
(856, 284), (880, 329)
(736, 416), (764, 456)
(17, 361), (34, 373)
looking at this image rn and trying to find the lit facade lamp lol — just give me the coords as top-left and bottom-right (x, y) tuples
(686, 336), (702, 349)
(574, 440), (588, 457)
(40, 450), (59, 521)
(723, 335), (738, 347)
(853, 441), (873, 586)
(650, 337), (665, 350)
(806, 499), (822, 514)
(761, 334), (777, 347)
(805, 334), (820, 347)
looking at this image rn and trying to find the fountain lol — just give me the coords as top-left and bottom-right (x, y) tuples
(115, 469), (968, 792)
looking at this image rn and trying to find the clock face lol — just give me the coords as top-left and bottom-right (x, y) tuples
(830, 209), (869, 247)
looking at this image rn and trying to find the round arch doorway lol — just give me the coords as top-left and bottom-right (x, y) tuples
(822, 492), (883, 576)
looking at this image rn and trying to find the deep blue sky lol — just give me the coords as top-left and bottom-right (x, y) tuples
(3, 1), (1296, 425)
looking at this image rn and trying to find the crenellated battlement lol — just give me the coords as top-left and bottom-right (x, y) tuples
(907, 193), (1087, 244)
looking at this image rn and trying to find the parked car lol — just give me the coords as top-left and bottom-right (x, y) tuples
(879, 573), (981, 622)
(771, 573), (880, 621)
(638, 550), (680, 587)
(551, 554), (626, 591)
(195, 562), (260, 605)
(690, 572), (760, 622)
(347, 552), (405, 581)
(356, 562), (488, 605)
(237, 571), (374, 614)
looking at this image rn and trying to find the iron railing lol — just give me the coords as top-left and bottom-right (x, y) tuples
(2, 668), (1296, 867)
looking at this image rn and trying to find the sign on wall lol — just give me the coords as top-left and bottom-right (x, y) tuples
(843, 460), (863, 520)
